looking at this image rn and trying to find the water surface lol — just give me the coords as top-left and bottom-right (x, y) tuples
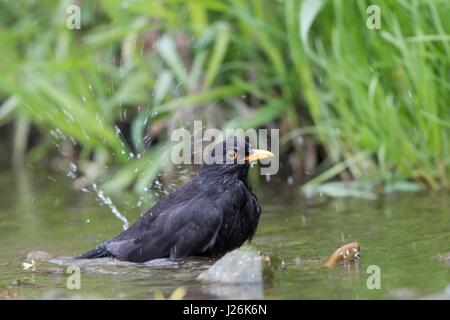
(0, 170), (449, 299)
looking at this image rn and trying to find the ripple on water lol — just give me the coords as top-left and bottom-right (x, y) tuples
(46, 256), (213, 278)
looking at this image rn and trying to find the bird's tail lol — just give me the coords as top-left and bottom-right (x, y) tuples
(76, 243), (110, 259)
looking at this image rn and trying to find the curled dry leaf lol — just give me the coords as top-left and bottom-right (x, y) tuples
(324, 242), (361, 267)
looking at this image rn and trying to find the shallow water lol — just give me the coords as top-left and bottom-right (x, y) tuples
(0, 170), (449, 299)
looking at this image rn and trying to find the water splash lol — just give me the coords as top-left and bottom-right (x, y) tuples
(92, 183), (129, 230)
(64, 160), (129, 230)
(66, 162), (77, 179)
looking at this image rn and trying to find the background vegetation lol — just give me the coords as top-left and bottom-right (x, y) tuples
(0, 0), (449, 195)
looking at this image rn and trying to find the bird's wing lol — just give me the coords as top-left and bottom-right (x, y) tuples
(105, 198), (222, 262)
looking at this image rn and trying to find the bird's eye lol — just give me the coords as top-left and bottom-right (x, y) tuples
(226, 149), (237, 160)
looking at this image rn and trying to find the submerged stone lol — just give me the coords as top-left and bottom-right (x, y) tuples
(201, 283), (264, 299)
(419, 284), (450, 300)
(26, 251), (52, 261)
(198, 247), (267, 284)
(389, 288), (418, 300)
(440, 253), (450, 266)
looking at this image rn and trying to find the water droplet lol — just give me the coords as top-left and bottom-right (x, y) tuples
(67, 162), (78, 179)
(287, 176), (294, 186)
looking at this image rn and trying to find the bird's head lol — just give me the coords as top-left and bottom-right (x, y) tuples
(200, 137), (274, 180)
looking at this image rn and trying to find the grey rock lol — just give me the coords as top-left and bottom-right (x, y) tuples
(198, 247), (264, 284)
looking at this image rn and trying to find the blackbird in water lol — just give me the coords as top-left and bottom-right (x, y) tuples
(77, 138), (274, 262)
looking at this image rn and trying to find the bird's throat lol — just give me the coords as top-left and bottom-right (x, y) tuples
(199, 165), (250, 191)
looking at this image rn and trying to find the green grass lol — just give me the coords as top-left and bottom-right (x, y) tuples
(297, 0), (450, 190)
(0, 0), (449, 194)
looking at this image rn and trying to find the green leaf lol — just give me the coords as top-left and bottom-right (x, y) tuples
(299, 0), (326, 50)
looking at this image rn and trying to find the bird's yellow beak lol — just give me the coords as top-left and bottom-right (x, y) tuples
(244, 149), (274, 162)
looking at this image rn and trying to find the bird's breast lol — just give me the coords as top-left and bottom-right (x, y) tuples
(203, 185), (260, 256)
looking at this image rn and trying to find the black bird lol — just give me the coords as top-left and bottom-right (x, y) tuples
(77, 138), (274, 262)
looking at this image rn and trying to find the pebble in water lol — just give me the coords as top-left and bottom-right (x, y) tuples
(324, 242), (361, 267)
(26, 250), (52, 261)
(440, 252), (450, 266)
